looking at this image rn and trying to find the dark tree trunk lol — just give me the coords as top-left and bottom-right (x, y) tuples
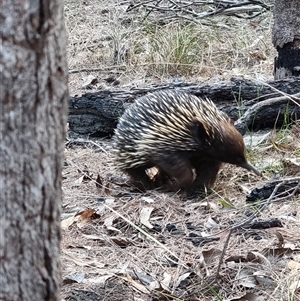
(0, 2), (68, 301)
(272, 0), (300, 79)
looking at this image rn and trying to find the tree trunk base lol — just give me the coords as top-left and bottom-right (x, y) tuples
(274, 40), (300, 80)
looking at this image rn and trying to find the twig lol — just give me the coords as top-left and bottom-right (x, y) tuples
(215, 229), (233, 280)
(69, 65), (127, 74)
(66, 137), (108, 154)
(126, 0), (272, 23)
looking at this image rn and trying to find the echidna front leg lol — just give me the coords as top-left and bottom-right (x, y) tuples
(192, 159), (222, 189)
(124, 166), (155, 190)
(153, 154), (194, 188)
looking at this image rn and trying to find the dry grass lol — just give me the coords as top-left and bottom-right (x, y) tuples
(62, 1), (300, 300)
(64, 0), (275, 96)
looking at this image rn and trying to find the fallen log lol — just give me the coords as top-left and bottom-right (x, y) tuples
(68, 77), (300, 137)
(235, 92), (300, 135)
(246, 176), (300, 202)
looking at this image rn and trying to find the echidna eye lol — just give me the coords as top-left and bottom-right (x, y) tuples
(236, 155), (245, 164)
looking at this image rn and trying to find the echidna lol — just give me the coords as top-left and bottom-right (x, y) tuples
(113, 90), (260, 191)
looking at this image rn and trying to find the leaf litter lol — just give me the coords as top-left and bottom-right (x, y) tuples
(61, 131), (300, 300)
(62, 0), (300, 299)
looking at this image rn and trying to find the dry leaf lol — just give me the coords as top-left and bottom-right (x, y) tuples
(95, 174), (102, 188)
(226, 255), (246, 263)
(282, 158), (300, 174)
(161, 272), (172, 290)
(141, 196), (155, 203)
(74, 175), (84, 186)
(83, 275), (114, 285)
(262, 247), (296, 257)
(236, 269), (257, 288)
(253, 271), (275, 286)
(105, 198), (115, 204)
(118, 274), (149, 294)
(247, 251), (271, 267)
(148, 279), (160, 290)
(204, 217), (218, 229)
(199, 201), (219, 210)
(104, 182), (111, 196)
(289, 279), (300, 300)
(111, 237), (132, 247)
(202, 248), (222, 264)
(225, 292), (260, 301)
(63, 272), (85, 284)
(104, 215), (121, 232)
(81, 74), (98, 89)
(118, 260), (130, 274)
(140, 207), (154, 229)
(275, 228), (300, 242)
(82, 234), (104, 240)
(288, 260), (300, 270)
(63, 253), (105, 268)
(76, 208), (99, 228)
(175, 272), (191, 288)
(61, 215), (80, 230)
(274, 230), (284, 247)
(131, 269), (154, 285)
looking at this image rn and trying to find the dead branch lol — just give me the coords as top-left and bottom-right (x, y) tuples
(234, 92), (300, 135)
(246, 176), (300, 202)
(126, 0), (272, 23)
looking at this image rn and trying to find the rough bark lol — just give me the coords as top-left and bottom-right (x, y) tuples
(0, 2), (68, 301)
(68, 77), (300, 137)
(272, 0), (300, 79)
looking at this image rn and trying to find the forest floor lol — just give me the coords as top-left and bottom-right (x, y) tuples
(61, 1), (300, 300)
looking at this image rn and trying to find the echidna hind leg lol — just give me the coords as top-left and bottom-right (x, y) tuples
(124, 166), (155, 190)
(151, 169), (170, 187)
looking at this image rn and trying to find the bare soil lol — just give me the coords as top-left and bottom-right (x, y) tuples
(62, 1), (300, 300)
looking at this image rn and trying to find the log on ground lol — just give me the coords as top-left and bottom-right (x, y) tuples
(68, 77), (300, 136)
